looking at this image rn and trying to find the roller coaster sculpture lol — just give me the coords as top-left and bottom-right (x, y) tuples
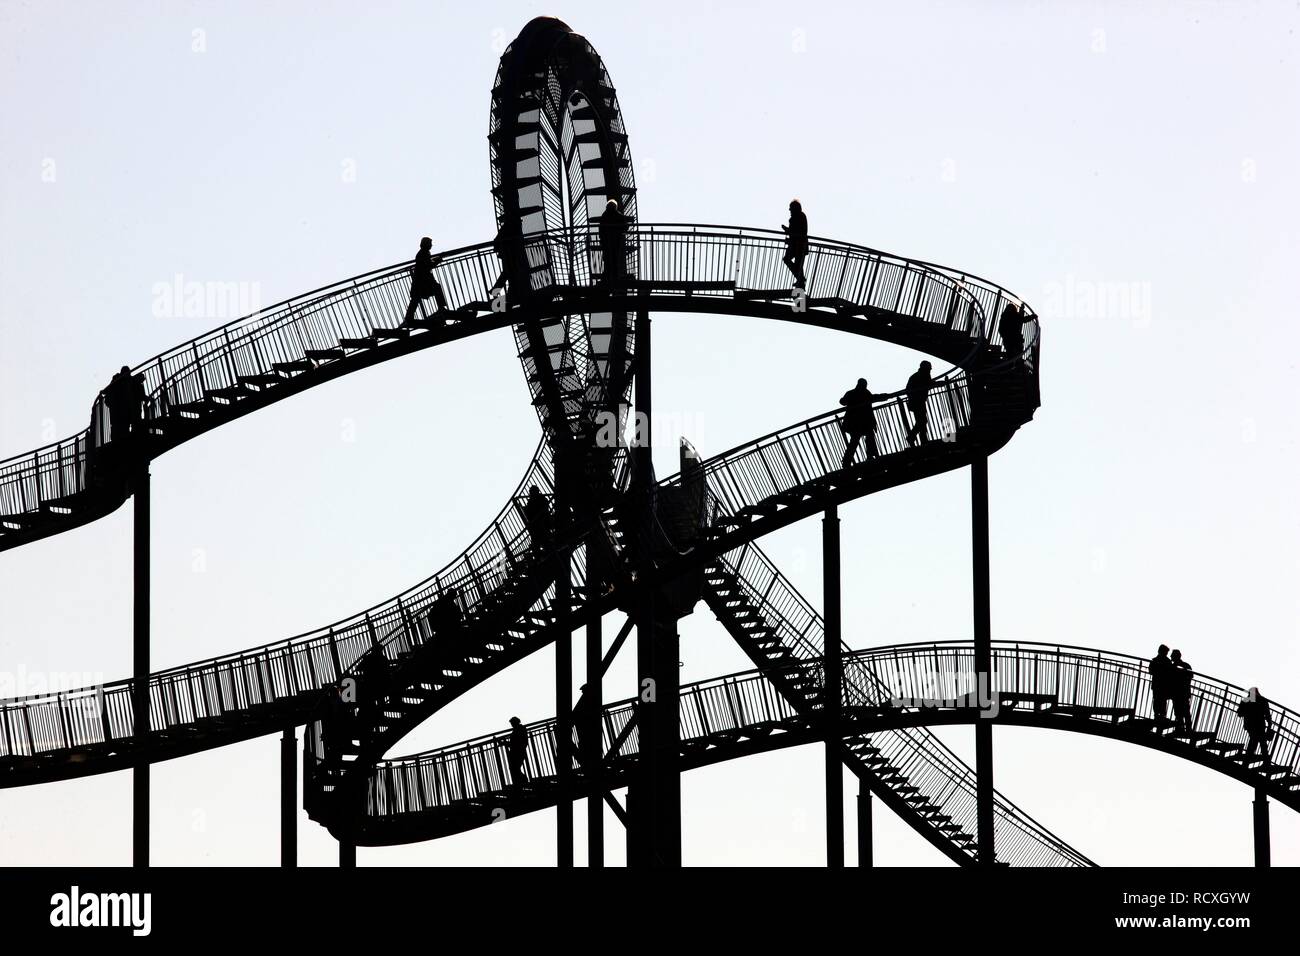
(1, 17), (1294, 867)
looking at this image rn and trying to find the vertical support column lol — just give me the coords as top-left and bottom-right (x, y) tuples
(132, 458), (150, 868)
(281, 727), (297, 867)
(653, 616), (681, 867)
(339, 840), (355, 868)
(823, 504), (844, 868)
(857, 782), (873, 867)
(1253, 788), (1271, 867)
(586, 608), (604, 867)
(628, 308), (652, 867)
(555, 543), (574, 868)
(971, 454), (995, 866)
(628, 306), (680, 867)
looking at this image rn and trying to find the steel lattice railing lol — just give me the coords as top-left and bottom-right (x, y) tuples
(0, 225), (1036, 536)
(363, 640), (1298, 837)
(0, 438), (557, 758)
(707, 541), (1090, 866)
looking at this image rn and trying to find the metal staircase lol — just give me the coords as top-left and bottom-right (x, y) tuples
(703, 541), (1092, 866)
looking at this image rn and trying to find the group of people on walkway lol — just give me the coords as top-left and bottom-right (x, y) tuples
(1148, 644), (1196, 734)
(102, 365), (147, 446)
(505, 683), (602, 791)
(1149, 644), (1274, 762)
(837, 361), (936, 468)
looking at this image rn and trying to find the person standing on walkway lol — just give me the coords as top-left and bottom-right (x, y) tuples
(104, 365), (147, 444)
(507, 716), (529, 789)
(905, 361), (934, 447)
(598, 199), (630, 284)
(781, 199), (808, 289)
(1237, 687), (1273, 764)
(403, 237), (448, 323)
(839, 378), (877, 468)
(519, 484), (552, 554)
(1170, 649), (1194, 734)
(999, 301), (1025, 362)
(1148, 644), (1173, 723)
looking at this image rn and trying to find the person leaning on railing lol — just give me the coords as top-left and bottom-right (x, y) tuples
(998, 301), (1026, 361)
(103, 365), (147, 445)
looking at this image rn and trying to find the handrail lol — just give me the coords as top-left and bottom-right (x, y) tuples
(0, 224), (1035, 533)
(704, 540), (1088, 864)
(0, 368), (984, 759)
(0, 371), (1016, 755)
(367, 639), (1299, 811)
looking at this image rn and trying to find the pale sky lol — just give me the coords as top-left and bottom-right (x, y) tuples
(1, 0), (1298, 866)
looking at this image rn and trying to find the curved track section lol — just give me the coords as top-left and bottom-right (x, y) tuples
(355, 641), (1298, 859)
(703, 540), (1084, 865)
(490, 16), (639, 459)
(0, 217), (1077, 862)
(0, 19), (1097, 867)
(0, 224), (1019, 553)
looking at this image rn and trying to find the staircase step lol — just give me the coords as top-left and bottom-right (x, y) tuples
(237, 373), (283, 388)
(339, 337), (377, 350)
(175, 400), (215, 418)
(1203, 741), (1241, 754)
(273, 359), (313, 374)
(305, 348), (345, 362)
(205, 385), (249, 401)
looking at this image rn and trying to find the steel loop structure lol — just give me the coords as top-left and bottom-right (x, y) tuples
(0, 16), (1290, 868)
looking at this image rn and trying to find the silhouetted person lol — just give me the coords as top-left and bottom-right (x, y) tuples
(781, 199), (808, 288)
(839, 378), (877, 468)
(905, 361), (934, 447)
(1148, 644), (1173, 723)
(598, 199), (630, 284)
(519, 484), (552, 552)
(492, 219), (529, 298)
(1237, 687), (1273, 764)
(104, 365), (147, 444)
(403, 237), (448, 324)
(1170, 649), (1193, 734)
(999, 302), (1025, 361)
(572, 683), (600, 773)
(357, 651), (390, 752)
(507, 716), (529, 788)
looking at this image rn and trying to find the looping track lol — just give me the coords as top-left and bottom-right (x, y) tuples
(0, 17), (1290, 867)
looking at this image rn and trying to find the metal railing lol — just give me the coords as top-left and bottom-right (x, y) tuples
(863, 640), (1299, 778)
(706, 541), (1090, 867)
(0, 225), (1036, 534)
(362, 640), (1297, 837)
(0, 438), (558, 758)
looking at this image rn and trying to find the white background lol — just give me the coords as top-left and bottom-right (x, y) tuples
(1, 0), (1297, 865)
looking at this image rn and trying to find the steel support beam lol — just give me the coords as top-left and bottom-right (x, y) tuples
(132, 458), (150, 868)
(555, 548), (573, 868)
(1253, 788), (1271, 867)
(586, 606), (604, 867)
(281, 727), (297, 867)
(972, 454), (995, 866)
(824, 504), (844, 868)
(857, 783), (873, 867)
(627, 308), (681, 867)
